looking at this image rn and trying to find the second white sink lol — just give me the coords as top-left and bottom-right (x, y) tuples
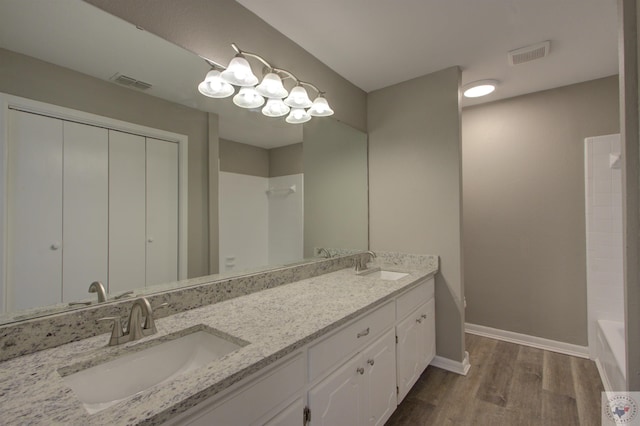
(61, 329), (246, 414)
(357, 267), (409, 281)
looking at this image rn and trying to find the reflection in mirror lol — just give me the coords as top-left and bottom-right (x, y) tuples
(0, 0), (368, 323)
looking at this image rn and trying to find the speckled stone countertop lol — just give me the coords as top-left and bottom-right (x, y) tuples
(0, 260), (437, 425)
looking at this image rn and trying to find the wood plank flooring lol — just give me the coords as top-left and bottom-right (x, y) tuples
(386, 334), (604, 426)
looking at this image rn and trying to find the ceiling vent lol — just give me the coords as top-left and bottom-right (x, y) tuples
(508, 41), (550, 66)
(110, 73), (152, 90)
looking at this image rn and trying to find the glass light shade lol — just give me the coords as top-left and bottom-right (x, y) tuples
(198, 70), (235, 98)
(308, 95), (334, 117)
(233, 87), (265, 109)
(262, 98), (290, 117)
(462, 80), (497, 98)
(284, 85), (313, 108)
(255, 73), (288, 99)
(221, 55), (259, 87)
(286, 107), (311, 124)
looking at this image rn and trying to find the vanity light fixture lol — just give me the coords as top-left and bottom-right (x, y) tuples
(462, 79), (498, 98)
(198, 69), (235, 98)
(197, 43), (334, 124)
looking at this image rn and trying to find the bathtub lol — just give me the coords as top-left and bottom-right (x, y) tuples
(596, 320), (626, 391)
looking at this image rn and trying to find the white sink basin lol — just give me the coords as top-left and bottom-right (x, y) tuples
(61, 330), (244, 414)
(357, 267), (409, 281)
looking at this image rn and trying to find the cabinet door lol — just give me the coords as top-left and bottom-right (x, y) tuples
(261, 397), (304, 426)
(362, 328), (397, 426)
(308, 353), (365, 426)
(108, 130), (146, 293)
(62, 121), (108, 302)
(396, 305), (423, 403)
(145, 138), (179, 287)
(421, 298), (436, 367)
(7, 110), (63, 311)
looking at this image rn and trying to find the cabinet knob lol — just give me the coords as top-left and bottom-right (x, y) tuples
(147, 237), (154, 243)
(367, 358), (375, 366)
(421, 314), (427, 319)
(50, 241), (61, 250)
(356, 327), (370, 338)
(357, 367), (365, 375)
(416, 318), (423, 324)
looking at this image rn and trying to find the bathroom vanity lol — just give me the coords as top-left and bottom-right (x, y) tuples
(0, 255), (437, 425)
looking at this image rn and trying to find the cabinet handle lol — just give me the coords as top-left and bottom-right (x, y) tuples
(416, 318), (423, 324)
(357, 367), (365, 375)
(367, 358), (375, 366)
(357, 327), (370, 338)
(421, 314), (427, 319)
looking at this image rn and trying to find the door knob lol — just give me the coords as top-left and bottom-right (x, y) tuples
(50, 242), (61, 250)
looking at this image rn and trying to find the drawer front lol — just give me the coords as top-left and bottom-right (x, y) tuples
(396, 277), (434, 321)
(309, 300), (395, 382)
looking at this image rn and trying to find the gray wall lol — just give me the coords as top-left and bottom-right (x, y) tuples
(270, 143), (303, 177)
(303, 119), (368, 257)
(219, 140), (303, 178)
(462, 76), (619, 345)
(0, 47), (212, 279)
(85, 0), (367, 132)
(368, 67), (465, 363)
(219, 139), (270, 177)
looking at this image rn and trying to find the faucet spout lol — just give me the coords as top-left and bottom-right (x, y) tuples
(126, 297), (155, 341)
(88, 281), (107, 303)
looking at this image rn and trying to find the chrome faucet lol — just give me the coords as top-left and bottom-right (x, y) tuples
(99, 297), (166, 346)
(88, 281), (107, 303)
(354, 251), (377, 272)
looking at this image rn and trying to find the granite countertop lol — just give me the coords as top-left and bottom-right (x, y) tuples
(0, 262), (436, 425)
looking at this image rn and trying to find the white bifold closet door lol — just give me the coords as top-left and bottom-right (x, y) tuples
(108, 130), (146, 294)
(62, 121), (108, 302)
(146, 138), (179, 286)
(7, 110), (63, 311)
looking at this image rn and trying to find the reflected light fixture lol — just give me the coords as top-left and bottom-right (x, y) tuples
(197, 43), (333, 124)
(286, 107), (311, 124)
(262, 98), (290, 117)
(308, 94), (334, 117)
(463, 80), (498, 98)
(233, 87), (265, 109)
(198, 69), (234, 98)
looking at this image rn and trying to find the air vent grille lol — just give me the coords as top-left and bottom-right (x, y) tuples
(110, 73), (152, 90)
(508, 41), (550, 66)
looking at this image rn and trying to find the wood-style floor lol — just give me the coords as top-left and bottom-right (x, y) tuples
(386, 333), (604, 426)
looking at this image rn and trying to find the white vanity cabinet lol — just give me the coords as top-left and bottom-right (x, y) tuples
(165, 353), (305, 426)
(395, 278), (435, 402)
(307, 302), (397, 426)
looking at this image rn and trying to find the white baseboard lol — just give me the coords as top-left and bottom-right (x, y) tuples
(465, 323), (589, 359)
(595, 358), (615, 392)
(430, 351), (471, 375)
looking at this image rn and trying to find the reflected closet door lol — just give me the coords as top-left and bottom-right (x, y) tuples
(62, 121), (108, 302)
(146, 138), (179, 286)
(7, 110), (63, 311)
(108, 130), (146, 293)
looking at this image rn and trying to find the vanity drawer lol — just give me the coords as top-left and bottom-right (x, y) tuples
(396, 277), (434, 320)
(308, 300), (395, 381)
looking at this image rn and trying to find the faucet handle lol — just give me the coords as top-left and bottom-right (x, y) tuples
(114, 291), (134, 300)
(98, 316), (124, 346)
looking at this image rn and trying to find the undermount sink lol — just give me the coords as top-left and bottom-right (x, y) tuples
(61, 330), (246, 414)
(357, 267), (409, 281)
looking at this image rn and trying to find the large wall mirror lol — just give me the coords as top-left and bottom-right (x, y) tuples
(0, 0), (368, 323)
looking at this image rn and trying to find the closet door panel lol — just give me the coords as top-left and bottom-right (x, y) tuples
(109, 130), (146, 293)
(146, 138), (179, 286)
(62, 121), (108, 302)
(7, 110), (63, 310)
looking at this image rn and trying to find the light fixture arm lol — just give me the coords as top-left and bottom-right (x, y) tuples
(231, 43), (327, 94)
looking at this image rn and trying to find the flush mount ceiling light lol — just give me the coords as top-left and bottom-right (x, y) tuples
(197, 43), (333, 124)
(462, 80), (498, 98)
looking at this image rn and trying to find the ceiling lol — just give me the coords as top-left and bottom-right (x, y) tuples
(235, 0), (619, 106)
